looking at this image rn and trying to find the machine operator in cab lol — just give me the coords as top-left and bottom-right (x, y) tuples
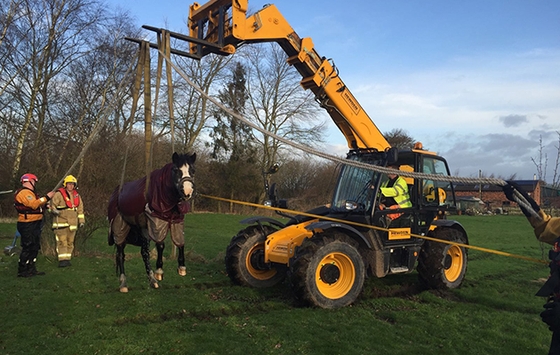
(378, 164), (412, 225)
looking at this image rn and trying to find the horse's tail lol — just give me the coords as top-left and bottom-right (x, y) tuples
(108, 187), (119, 246)
(108, 230), (115, 246)
(115, 248), (119, 277)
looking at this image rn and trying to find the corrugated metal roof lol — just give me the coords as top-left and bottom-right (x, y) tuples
(453, 179), (539, 192)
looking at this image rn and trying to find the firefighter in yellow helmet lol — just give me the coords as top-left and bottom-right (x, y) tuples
(49, 175), (85, 267)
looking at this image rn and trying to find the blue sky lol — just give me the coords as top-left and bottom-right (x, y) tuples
(112, 0), (560, 182)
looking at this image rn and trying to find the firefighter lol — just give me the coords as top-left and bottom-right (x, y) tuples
(14, 173), (55, 277)
(49, 175), (85, 267)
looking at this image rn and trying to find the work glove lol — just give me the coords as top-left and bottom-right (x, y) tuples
(501, 182), (516, 202)
(79, 223), (84, 228)
(541, 301), (560, 332)
(501, 181), (541, 218)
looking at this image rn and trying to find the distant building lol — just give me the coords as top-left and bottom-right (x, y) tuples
(453, 180), (560, 213)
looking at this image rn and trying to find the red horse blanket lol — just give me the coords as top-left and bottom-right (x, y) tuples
(108, 163), (189, 246)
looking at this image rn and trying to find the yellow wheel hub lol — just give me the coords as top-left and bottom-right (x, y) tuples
(315, 252), (356, 299)
(444, 244), (464, 282)
(245, 243), (277, 280)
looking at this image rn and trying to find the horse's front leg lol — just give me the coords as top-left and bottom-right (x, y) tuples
(140, 236), (159, 289)
(116, 243), (128, 293)
(154, 242), (165, 281)
(170, 221), (187, 277)
(177, 245), (187, 276)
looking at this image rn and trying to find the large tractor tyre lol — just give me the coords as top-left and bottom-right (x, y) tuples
(225, 225), (286, 288)
(417, 228), (468, 289)
(290, 233), (365, 309)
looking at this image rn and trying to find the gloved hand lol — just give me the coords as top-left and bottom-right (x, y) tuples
(502, 181), (541, 218)
(50, 209), (60, 216)
(79, 223), (84, 228)
(501, 183), (516, 202)
(541, 301), (560, 331)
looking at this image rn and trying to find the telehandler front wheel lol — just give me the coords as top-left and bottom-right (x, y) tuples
(290, 233), (365, 309)
(225, 225), (286, 288)
(417, 227), (468, 289)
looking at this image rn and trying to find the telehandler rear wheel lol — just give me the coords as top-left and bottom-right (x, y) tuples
(290, 233), (365, 309)
(225, 225), (286, 288)
(417, 227), (468, 289)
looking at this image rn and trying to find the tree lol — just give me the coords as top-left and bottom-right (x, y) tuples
(553, 132), (560, 189)
(211, 62), (254, 160)
(46, 10), (141, 179)
(171, 53), (232, 152)
(532, 132), (560, 188)
(0, 0), (24, 96)
(241, 43), (325, 171)
(209, 61), (260, 212)
(2, 0), (106, 180)
(384, 128), (416, 150)
(272, 157), (338, 210)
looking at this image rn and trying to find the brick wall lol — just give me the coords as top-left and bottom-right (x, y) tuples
(455, 181), (543, 211)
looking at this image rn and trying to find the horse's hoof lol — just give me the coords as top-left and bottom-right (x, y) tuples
(155, 268), (164, 281)
(148, 270), (160, 289)
(119, 274), (128, 293)
(178, 266), (187, 276)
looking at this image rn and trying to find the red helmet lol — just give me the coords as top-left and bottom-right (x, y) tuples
(20, 173), (38, 183)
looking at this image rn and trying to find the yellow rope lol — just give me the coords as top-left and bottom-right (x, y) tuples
(198, 193), (548, 265)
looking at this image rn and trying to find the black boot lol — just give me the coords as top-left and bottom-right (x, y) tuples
(17, 263), (32, 278)
(29, 263), (45, 276)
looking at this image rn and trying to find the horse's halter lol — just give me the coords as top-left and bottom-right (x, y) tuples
(179, 176), (195, 200)
(175, 165), (195, 201)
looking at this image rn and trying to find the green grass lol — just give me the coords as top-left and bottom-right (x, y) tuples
(0, 214), (554, 354)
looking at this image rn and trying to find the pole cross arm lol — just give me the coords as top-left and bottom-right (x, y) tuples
(124, 36), (202, 60)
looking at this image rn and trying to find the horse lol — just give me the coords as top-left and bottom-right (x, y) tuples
(107, 152), (196, 292)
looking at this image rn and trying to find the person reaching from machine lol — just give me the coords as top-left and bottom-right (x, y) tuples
(378, 164), (412, 225)
(502, 181), (560, 355)
(49, 175), (85, 267)
(502, 181), (560, 245)
(14, 173), (55, 277)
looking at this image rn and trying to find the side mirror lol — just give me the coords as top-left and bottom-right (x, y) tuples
(278, 199), (288, 209)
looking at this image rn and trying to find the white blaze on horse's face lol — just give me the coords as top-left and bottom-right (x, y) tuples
(179, 164), (194, 199)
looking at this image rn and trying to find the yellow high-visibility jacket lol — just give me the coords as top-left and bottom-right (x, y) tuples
(380, 176), (412, 208)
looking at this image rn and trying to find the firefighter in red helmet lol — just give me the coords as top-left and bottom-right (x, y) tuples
(49, 175), (85, 267)
(14, 173), (55, 277)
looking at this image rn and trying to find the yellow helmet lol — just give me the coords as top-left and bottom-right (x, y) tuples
(63, 175), (78, 186)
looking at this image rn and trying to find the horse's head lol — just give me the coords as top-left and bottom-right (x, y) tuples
(172, 152), (196, 200)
